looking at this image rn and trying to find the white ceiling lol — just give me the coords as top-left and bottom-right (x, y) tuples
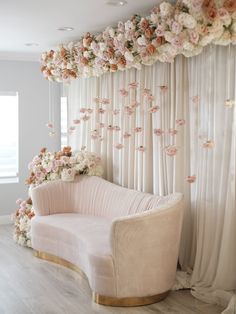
(0, 0), (166, 62)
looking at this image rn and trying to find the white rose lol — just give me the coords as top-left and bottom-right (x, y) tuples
(160, 2), (173, 17)
(183, 46), (203, 57)
(99, 43), (106, 51)
(213, 30), (231, 46)
(124, 51), (134, 62)
(183, 41), (194, 51)
(83, 51), (90, 58)
(50, 172), (59, 181)
(178, 13), (196, 29)
(164, 31), (174, 42)
(137, 36), (147, 46)
(108, 27), (115, 38)
(199, 35), (214, 46)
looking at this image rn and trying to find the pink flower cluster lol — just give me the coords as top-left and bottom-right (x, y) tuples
(41, 0), (236, 82)
(26, 147), (103, 187)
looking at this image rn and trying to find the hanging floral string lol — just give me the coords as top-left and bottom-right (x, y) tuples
(41, 0), (236, 82)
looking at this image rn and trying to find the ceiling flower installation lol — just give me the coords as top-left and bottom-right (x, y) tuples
(41, 0), (236, 82)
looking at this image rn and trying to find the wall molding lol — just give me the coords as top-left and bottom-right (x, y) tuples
(0, 215), (12, 225)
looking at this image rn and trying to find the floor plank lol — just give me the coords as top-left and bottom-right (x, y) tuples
(0, 225), (224, 314)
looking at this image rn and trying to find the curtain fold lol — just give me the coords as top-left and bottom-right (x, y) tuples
(65, 46), (236, 312)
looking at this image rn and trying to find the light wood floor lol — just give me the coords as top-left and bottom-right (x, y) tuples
(0, 225), (223, 314)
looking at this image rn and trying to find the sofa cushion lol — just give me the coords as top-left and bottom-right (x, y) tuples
(31, 213), (116, 296)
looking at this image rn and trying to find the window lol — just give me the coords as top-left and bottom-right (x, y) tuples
(0, 92), (19, 183)
(61, 96), (68, 148)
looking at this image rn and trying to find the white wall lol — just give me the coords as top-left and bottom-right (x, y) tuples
(0, 60), (60, 216)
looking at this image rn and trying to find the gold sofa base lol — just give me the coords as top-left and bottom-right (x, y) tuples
(34, 250), (169, 307)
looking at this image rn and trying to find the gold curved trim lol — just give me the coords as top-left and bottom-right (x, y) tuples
(92, 291), (169, 307)
(34, 250), (169, 306)
(34, 250), (86, 278)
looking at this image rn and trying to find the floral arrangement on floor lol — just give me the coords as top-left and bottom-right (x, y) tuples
(41, 0), (236, 82)
(13, 147), (103, 247)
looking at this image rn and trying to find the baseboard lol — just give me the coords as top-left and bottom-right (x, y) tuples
(0, 215), (12, 225)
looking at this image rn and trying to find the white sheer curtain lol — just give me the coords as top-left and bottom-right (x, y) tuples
(65, 46), (236, 312)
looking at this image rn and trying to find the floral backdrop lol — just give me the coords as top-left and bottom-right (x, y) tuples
(41, 0), (236, 82)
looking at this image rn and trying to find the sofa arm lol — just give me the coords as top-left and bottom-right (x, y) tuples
(31, 180), (75, 216)
(110, 193), (184, 298)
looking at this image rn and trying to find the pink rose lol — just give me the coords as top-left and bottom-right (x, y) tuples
(119, 88), (129, 97)
(123, 132), (131, 138)
(169, 128), (178, 136)
(165, 145), (178, 156)
(203, 140), (214, 148)
(114, 143), (124, 149)
(188, 30), (199, 45)
(134, 127), (143, 133)
(148, 106), (160, 113)
(136, 146), (146, 152)
(186, 175), (196, 183)
(176, 119), (186, 126)
(154, 129), (164, 136)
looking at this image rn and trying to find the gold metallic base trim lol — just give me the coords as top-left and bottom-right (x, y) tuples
(92, 291), (169, 307)
(34, 250), (169, 306)
(34, 250), (85, 278)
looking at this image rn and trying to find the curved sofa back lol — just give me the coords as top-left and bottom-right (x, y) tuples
(31, 175), (180, 218)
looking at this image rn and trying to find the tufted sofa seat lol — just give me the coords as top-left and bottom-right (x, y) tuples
(31, 175), (184, 306)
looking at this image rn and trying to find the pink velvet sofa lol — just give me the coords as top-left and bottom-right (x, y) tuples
(31, 175), (184, 306)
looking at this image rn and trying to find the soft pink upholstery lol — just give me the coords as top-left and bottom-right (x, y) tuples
(31, 175), (184, 299)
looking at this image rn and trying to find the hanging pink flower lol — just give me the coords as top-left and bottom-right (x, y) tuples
(134, 127), (143, 133)
(113, 126), (121, 131)
(142, 88), (151, 96)
(176, 119), (185, 126)
(147, 94), (155, 102)
(148, 105), (160, 113)
(186, 175), (196, 183)
(203, 140), (214, 148)
(98, 108), (106, 114)
(46, 122), (53, 129)
(73, 119), (80, 125)
(81, 115), (90, 121)
(101, 98), (110, 105)
(168, 128), (178, 136)
(87, 108), (93, 114)
(80, 108), (87, 113)
(123, 132), (131, 138)
(112, 109), (120, 115)
(114, 143), (124, 149)
(93, 97), (100, 104)
(119, 88), (129, 97)
(91, 129), (99, 138)
(159, 85), (168, 92)
(128, 82), (139, 89)
(130, 101), (140, 108)
(99, 123), (105, 128)
(165, 145), (178, 156)
(124, 106), (135, 115)
(136, 145), (146, 152)
(191, 95), (200, 104)
(154, 128), (164, 136)
(107, 125), (114, 131)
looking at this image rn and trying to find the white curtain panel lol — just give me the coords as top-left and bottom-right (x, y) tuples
(65, 46), (236, 312)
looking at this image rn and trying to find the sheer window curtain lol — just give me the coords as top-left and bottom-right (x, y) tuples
(65, 46), (236, 312)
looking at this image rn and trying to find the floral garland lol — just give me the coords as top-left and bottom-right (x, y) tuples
(41, 0), (236, 82)
(13, 147), (103, 247)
